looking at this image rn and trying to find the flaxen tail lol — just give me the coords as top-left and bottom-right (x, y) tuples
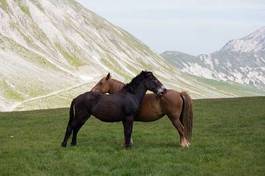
(180, 92), (193, 143)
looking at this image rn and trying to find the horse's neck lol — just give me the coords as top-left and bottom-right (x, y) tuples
(111, 79), (147, 103)
(110, 79), (125, 93)
(125, 83), (147, 104)
(134, 84), (147, 102)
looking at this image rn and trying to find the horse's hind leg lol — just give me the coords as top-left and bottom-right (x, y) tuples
(71, 114), (90, 146)
(61, 125), (73, 147)
(168, 113), (189, 148)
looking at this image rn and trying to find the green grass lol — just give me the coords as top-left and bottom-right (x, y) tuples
(30, 0), (44, 12)
(180, 73), (265, 98)
(54, 42), (84, 67)
(0, 80), (24, 101)
(101, 55), (132, 81)
(0, 97), (265, 175)
(192, 75), (265, 96)
(16, 0), (31, 17)
(0, 0), (8, 12)
(0, 34), (57, 71)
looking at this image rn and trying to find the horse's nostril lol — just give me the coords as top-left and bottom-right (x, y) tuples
(157, 86), (167, 96)
(156, 87), (166, 96)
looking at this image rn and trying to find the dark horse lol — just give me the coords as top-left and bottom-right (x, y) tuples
(91, 73), (193, 148)
(61, 71), (166, 148)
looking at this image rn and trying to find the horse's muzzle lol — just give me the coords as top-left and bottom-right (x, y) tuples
(157, 86), (167, 96)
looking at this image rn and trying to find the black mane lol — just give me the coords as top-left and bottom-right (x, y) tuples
(123, 71), (150, 93)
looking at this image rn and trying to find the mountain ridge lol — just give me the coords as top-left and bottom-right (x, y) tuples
(162, 26), (265, 89)
(1, 0), (264, 111)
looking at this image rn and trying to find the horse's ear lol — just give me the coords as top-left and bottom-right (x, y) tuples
(106, 73), (111, 80)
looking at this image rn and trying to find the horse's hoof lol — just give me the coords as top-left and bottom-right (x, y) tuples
(124, 143), (133, 149)
(71, 143), (77, 146)
(180, 143), (189, 148)
(61, 143), (67, 147)
(180, 138), (190, 148)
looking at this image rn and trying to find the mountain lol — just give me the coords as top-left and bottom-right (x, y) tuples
(162, 27), (265, 89)
(0, 0), (264, 111)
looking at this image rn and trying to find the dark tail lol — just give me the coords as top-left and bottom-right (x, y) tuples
(180, 92), (193, 143)
(68, 101), (75, 126)
(61, 100), (75, 147)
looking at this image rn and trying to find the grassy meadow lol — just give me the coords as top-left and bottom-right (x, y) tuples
(0, 97), (265, 175)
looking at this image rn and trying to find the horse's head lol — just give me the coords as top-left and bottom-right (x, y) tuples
(91, 73), (112, 93)
(140, 71), (167, 96)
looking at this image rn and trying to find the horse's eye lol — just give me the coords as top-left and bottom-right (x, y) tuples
(99, 82), (103, 85)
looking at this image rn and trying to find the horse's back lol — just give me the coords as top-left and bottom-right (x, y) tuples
(136, 89), (183, 120)
(91, 93), (137, 122)
(73, 91), (100, 105)
(161, 89), (186, 114)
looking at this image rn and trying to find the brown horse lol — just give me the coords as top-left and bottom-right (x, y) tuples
(61, 71), (166, 148)
(91, 73), (193, 148)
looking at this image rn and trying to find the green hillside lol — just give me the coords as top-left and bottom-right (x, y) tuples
(1, 0), (264, 111)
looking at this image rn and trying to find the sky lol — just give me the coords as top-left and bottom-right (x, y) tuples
(77, 0), (265, 55)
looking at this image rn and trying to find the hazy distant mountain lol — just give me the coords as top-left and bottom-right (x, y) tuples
(162, 27), (265, 89)
(0, 0), (264, 111)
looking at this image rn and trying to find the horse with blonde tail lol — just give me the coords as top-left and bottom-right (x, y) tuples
(91, 73), (193, 148)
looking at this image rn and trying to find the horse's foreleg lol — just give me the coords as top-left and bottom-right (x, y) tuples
(71, 114), (90, 146)
(169, 114), (189, 148)
(122, 116), (134, 148)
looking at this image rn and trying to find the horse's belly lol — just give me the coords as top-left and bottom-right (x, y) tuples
(91, 106), (124, 122)
(96, 116), (121, 122)
(135, 114), (164, 122)
(135, 102), (164, 122)
(135, 94), (164, 122)
(92, 111), (123, 122)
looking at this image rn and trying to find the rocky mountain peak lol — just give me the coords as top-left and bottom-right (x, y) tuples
(221, 26), (265, 53)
